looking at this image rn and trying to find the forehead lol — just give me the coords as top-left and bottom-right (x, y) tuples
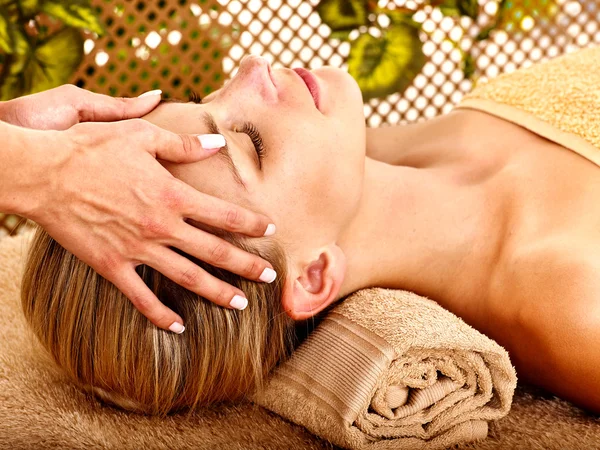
(144, 101), (208, 134)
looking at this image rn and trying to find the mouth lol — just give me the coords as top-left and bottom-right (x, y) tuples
(267, 62), (276, 88)
(292, 67), (321, 112)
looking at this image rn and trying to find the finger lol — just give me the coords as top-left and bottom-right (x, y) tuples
(110, 266), (186, 333)
(139, 122), (226, 164)
(177, 183), (275, 237)
(78, 89), (162, 122)
(173, 224), (277, 282)
(147, 247), (250, 310)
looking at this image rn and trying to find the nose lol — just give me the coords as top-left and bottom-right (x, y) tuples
(235, 55), (278, 101)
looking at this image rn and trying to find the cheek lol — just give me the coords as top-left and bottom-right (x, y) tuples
(273, 136), (363, 224)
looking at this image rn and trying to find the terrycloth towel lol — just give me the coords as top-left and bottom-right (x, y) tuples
(456, 45), (600, 168)
(1, 231), (600, 450)
(252, 288), (518, 450)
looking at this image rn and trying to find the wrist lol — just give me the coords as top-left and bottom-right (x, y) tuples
(0, 122), (66, 220)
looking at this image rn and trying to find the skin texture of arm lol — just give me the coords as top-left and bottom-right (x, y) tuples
(0, 121), (52, 217)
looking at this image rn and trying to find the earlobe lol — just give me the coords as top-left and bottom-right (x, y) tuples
(281, 245), (346, 321)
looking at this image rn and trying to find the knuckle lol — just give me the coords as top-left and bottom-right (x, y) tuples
(129, 293), (152, 312)
(160, 183), (185, 211)
(244, 258), (262, 278)
(209, 241), (231, 265)
(117, 97), (128, 120)
(178, 267), (201, 289)
(253, 217), (267, 234)
(138, 216), (170, 240)
(126, 239), (147, 260)
(153, 312), (172, 327)
(96, 254), (121, 277)
(215, 287), (234, 306)
(178, 134), (196, 159)
(224, 208), (244, 230)
(60, 84), (78, 94)
(128, 118), (152, 134)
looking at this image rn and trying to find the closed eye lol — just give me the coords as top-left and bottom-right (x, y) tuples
(187, 92), (264, 170)
(238, 122), (266, 169)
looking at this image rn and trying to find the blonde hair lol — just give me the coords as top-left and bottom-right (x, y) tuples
(21, 226), (297, 416)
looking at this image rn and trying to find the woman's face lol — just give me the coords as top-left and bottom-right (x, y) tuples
(144, 55), (366, 260)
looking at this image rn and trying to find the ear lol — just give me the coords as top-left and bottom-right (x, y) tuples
(281, 244), (346, 321)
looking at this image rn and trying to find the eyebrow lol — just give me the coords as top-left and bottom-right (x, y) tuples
(200, 111), (247, 190)
(158, 98), (247, 190)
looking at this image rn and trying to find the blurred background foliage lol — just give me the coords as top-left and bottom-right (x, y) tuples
(0, 0), (560, 103)
(317, 0), (558, 99)
(0, 0), (104, 100)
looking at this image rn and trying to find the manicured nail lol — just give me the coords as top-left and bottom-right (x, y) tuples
(264, 223), (276, 236)
(169, 321), (185, 334)
(138, 89), (162, 98)
(230, 295), (248, 310)
(198, 133), (226, 149)
(259, 267), (277, 283)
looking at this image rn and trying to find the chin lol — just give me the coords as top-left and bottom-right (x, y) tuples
(313, 67), (364, 118)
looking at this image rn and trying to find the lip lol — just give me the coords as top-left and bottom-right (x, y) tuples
(292, 67), (321, 112)
(267, 63), (275, 88)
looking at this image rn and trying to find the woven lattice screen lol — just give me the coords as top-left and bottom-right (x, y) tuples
(70, 0), (600, 126)
(1, 0), (599, 236)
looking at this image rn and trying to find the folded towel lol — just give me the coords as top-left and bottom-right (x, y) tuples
(456, 45), (600, 168)
(252, 288), (517, 450)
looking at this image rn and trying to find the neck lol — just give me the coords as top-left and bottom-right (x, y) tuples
(337, 155), (506, 315)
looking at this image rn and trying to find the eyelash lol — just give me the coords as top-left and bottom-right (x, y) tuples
(189, 91), (265, 167)
(239, 122), (266, 166)
(189, 91), (203, 103)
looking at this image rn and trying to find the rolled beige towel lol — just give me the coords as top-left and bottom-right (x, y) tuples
(252, 288), (517, 449)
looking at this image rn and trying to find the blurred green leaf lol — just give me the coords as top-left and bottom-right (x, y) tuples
(436, 0), (479, 20)
(1, 27), (83, 100)
(329, 29), (352, 40)
(0, 8), (14, 53)
(496, 0), (557, 32)
(41, 0), (105, 35)
(0, 24), (31, 99)
(385, 8), (418, 27)
(475, 25), (494, 41)
(317, 0), (368, 32)
(462, 51), (475, 79)
(347, 23), (426, 100)
(3, 23), (29, 73)
(18, 0), (40, 17)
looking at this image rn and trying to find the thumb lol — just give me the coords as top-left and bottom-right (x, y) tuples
(78, 89), (163, 123)
(135, 121), (227, 164)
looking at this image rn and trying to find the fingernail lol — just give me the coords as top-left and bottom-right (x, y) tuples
(264, 224), (276, 236)
(169, 321), (185, 334)
(138, 89), (162, 98)
(230, 295), (248, 310)
(259, 267), (277, 283)
(199, 133), (226, 149)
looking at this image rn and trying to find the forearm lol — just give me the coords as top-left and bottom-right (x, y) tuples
(0, 121), (60, 218)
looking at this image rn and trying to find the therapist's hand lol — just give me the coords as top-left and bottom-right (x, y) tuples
(0, 84), (164, 130)
(8, 86), (276, 333)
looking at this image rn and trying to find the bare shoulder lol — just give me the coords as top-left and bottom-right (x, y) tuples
(488, 238), (600, 414)
(489, 237), (600, 332)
